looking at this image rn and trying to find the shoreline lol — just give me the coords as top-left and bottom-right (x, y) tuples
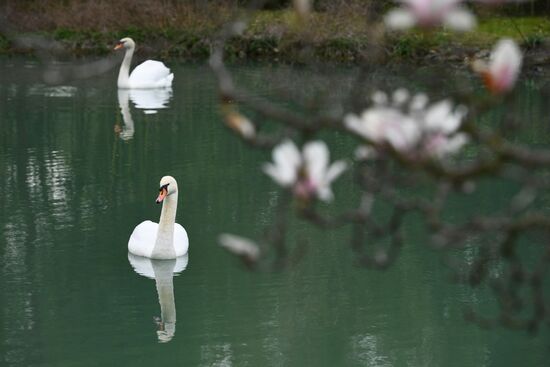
(1, 9), (549, 72)
(2, 33), (549, 73)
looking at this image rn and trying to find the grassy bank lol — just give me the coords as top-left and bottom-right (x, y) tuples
(389, 17), (550, 58)
(1, 1), (549, 66)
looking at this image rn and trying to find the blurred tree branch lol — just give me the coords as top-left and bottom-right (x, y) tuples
(214, 0), (550, 333)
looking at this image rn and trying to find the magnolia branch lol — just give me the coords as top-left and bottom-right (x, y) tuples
(213, 1), (549, 333)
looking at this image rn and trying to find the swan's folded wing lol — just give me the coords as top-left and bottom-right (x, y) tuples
(128, 220), (158, 258)
(129, 60), (173, 87)
(173, 223), (189, 257)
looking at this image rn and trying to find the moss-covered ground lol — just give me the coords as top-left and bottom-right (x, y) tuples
(1, 2), (549, 66)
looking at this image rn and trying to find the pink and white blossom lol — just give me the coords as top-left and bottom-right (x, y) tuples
(263, 140), (347, 202)
(345, 107), (421, 152)
(345, 90), (469, 159)
(422, 100), (467, 134)
(473, 38), (523, 94)
(384, 0), (476, 31)
(422, 132), (469, 159)
(419, 100), (469, 158)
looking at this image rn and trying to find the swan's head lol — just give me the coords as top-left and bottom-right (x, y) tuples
(156, 176), (178, 204)
(114, 37), (135, 51)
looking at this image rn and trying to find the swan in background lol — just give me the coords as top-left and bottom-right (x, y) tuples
(128, 253), (188, 343)
(114, 37), (173, 89)
(128, 176), (189, 259)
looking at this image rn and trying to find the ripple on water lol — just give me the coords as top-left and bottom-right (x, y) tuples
(26, 84), (78, 98)
(2, 220), (29, 278)
(43, 150), (73, 230)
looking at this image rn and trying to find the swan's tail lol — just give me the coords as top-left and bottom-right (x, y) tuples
(163, 73), (174, 87)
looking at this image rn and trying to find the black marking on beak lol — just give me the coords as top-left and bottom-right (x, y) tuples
(155, 183), (170, 204)
(159, 183), (169, 192)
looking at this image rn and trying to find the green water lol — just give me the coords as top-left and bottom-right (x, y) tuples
(0, 58), (548, 366)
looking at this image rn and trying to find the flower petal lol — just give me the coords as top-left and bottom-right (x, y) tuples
(424, 132), (469, 159)
(372, 90), (389, 105)
(488, 38), (522, 93)
(445, 133), (469, 154)
(263, 140), (301, 187)
(410, 93), (429, 111)
(392, 88), (410, 107)
(424, 100), (453, 132)
(385, 116), (421, 152)
(344, 114), (364, 136)
(303, 141), (329, 186)
(317, 186), (334, 202)
(262, 163), (293, 187)
(274, 139), (301, 170)
(384, 8), (416, 30)
(325, 160), (347, 184)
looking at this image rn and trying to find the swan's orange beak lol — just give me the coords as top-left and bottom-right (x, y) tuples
(114, 42), (123, 50)
(156, 187), (167, 204)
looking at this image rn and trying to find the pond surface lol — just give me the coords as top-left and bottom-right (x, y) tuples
(0, 57), (549, 366)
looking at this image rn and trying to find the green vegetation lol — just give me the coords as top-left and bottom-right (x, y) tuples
(382, 16), (550, 66)
(0, 34), (10, 54)
(0, 0), (549, 64)
(419, 16), (550, 47)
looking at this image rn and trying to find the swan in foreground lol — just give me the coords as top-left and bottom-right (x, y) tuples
(128, 253), (188, 343)
(114, 37), (174, 89)
(128, 176), (189, 259)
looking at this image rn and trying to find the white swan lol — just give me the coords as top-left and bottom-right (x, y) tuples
(128, 176), (189, 259)
(114, 37), (174, 89)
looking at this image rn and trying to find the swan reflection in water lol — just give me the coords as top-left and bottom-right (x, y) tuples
(128, 253), (188, 343)
(116, 87), (173, 140)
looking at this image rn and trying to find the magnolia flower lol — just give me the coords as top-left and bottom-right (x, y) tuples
(421, 99), (467, 134)
(263, 140), (347, 202)
(473, 38), (522, 94)
(420, 100), (469, 158)
(422, 132), (469, 159)
(345, 107), (421, 152)
(384, 0), (476, 31)
(345, 91), (469, 159)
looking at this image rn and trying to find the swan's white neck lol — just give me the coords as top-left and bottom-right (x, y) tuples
(117, 46), (134, 88)
(152, 193), (178, 259)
